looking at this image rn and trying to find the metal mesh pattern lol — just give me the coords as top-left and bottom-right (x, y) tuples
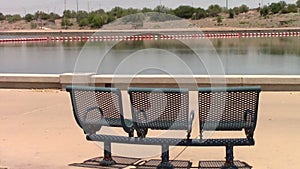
(199, 160), (252, 169)
(142, 159), (192, 168)
(128, 88), (189, 130)
(198, 87), (260, 131)
(68, 87), (124, 133)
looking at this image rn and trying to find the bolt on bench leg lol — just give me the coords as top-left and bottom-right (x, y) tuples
(100, 141), (116, 166)
(222, 145), (238, 169)
(157, 144), (174, 169)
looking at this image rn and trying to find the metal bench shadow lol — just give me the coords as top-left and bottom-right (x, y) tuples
(67, 86), (261, 169)
(68, 156), (141, 169)
(198, 160), (252, 169)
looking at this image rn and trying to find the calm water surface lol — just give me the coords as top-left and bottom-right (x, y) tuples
(0, 37), (300, 75)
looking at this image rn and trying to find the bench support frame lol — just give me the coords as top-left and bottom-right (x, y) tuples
(99, 141), (116, 166)
(157, 144), (174, 169)
(222, 145), (238, 169)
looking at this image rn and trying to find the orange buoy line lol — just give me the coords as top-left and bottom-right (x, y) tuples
(1, 32), (300, 43)
(0, 37), (48, 43)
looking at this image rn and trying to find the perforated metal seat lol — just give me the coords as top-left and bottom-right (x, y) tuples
(198, 86), (260, 139)
(128, 87), (194, 139)
(67, 86), (135, 166)
(66, 86), (134, 136)
(198, 86), (261, 168)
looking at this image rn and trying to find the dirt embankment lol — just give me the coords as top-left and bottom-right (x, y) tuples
(1, 10), (300, 32)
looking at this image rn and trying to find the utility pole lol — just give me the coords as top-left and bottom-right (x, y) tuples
(64, 0), (66, 14)
(64, 0), (67, 29)
(76, 0), (78, 13)
(226, 0), (228, 10)
(22, 7), (27, 15)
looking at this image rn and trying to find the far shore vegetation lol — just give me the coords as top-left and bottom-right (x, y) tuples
(1, 0), (300, 30)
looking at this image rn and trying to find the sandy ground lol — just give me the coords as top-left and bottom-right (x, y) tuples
(0, 89), (300, 169)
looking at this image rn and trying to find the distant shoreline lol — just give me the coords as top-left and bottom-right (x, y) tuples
(1, 27), (300, 37)
(2, 26), (300, 32)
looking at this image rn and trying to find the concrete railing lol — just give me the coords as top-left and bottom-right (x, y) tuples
(1, 73), (300, 91)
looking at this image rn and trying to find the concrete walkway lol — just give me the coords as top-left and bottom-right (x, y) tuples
(0, 89), (300, 169)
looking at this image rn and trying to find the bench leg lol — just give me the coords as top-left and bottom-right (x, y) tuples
(157, 144), (174, 169)
(222, 145), (238, 169)
(100, 141), (116, 166)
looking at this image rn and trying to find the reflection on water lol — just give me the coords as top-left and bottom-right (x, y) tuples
(93, 39), (210, 75)
(210, 37), (300, 75)
(0, 37), (299, 75)
(212, 37), (300, 56)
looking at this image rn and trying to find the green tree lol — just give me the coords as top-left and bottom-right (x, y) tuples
(0, 13), (6, 21)
(40, 12), (50, 20)
(94, 9), (106, 15)
(142, 7), (153, 13)
(173, 5), (195, 19)
(228, 9), (234, 18)
(63, 10), (76, 18)
(233, 7), (240, 15)
(33, 11), (40, 20)
(192, 7), (207, 20)
(76, 10), (89, 24)
(61, 18), (73, 28)
(49, 12), (60, 22)
(30, 22), (38, 29)
(24, 13), (34, 22)
(207, 4), (222, 17)
(108, 6), (124, 18)
(287, 4), (298, 13)
(260, 6), (269, 16)
(297, 0), (300, 8)
(239, 4), (249, 13)
(79, 18), (89, 27)
(90, 13), (105, 28)
(6, 14), (22, 23)
(154, 5), (171, 14)
(216, 16), (223, 25)
(106, 14), (116, 23)
(269, 1), (286, 14)
(269, 3), (280, 14)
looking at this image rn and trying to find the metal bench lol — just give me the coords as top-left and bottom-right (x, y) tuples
(66, 86), (134, 166)
(67, 86), (261, 169)
(128, 87), (194, 138)
(128, 87), (194, 168)
(198, 86), (261, 169)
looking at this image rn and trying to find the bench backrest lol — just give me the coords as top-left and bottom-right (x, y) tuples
(128, 87), (190, 131)
(66, 86), (132, 135)
(198, 86), (261, 132)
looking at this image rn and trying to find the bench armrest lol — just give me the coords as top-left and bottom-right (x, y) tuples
(244, 109), (255, 139)
(121, 118), (134, 137)
(133, 110), (148, 138)
(187, 110), (195, 139)
(82, 106), (103, 134)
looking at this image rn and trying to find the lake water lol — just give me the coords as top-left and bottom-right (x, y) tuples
(0, 36), (300, 75)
